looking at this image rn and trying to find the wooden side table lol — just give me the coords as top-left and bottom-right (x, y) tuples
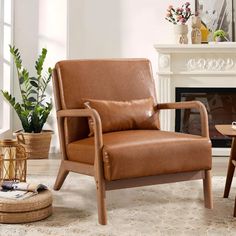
(215, 125), (236, 216)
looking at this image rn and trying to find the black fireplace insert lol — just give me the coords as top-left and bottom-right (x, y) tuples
(175, 87), (236, 147)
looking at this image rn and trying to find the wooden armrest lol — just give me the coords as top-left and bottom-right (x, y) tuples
(57, 108), (103, 151)
(156, 101), (209, 138)
(58, 108), (99, 119)
(57, 109), (105, 186)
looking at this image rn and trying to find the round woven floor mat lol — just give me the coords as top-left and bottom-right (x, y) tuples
(0, 190), (52, 213)
(0, 205), (52, 223)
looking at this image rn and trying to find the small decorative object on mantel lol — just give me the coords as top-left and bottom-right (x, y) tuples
(165, 2), (193, 44)
(191, 13), (201, 44)
(0, 139), (27, 182)
(1, 46), (53, 159)
(213, 30), (229, 42)
(200, 22), (210, 44)
(195, 0), (233, 42)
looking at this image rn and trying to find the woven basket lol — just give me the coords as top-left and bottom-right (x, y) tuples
(0, 206), (52, 224)
(0, 190), (53, 223)
(0, 139), (27, 182)
(14, 130), (53, 159)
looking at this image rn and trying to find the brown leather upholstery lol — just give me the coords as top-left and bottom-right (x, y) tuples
(67, 130), (211, 181)
(55, 59), (157, 144)
(83, 97), (160, 135)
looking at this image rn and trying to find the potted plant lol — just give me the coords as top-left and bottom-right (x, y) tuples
(1, 45), (53, 159)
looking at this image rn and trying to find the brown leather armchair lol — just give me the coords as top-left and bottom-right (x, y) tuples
(52, 59), (213, 225)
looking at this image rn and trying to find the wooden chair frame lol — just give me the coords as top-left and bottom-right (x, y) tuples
(54, 100), (213, 225)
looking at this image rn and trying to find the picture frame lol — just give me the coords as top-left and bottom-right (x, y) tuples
(195, 0), (234, 41)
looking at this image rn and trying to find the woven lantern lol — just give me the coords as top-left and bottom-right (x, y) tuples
(0, 139), (27, 182)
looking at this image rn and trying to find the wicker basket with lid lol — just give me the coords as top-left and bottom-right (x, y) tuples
(0, 139), (27, 182)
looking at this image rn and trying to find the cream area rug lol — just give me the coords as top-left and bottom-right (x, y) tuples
(1, 174), (236, 236)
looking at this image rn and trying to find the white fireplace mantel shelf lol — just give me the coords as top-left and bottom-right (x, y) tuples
(154, 43), (236, 156)
(158, 71), (236, 76)
(154, 43), (236, 54)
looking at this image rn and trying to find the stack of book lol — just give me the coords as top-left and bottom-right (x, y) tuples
(0, 181), (47, 200)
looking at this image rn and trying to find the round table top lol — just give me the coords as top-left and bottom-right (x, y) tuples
(215, 125), (236, 137)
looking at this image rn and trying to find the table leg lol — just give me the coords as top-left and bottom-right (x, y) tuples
(234, 196), (236, 217)
(224, 137), (236, 198)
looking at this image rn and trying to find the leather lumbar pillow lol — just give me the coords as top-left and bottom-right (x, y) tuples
(83, 97), (160, 136)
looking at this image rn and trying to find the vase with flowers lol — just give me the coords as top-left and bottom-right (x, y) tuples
(165, 2), (193, 44)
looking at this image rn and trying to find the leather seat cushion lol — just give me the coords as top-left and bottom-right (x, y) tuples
(67, 130), (212, 181)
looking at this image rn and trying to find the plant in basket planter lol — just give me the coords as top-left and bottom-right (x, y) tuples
(1, 45), (53, 159)
(165, 2), (193, 44)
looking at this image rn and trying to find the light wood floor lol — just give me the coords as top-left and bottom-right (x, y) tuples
(27, 154), (230, 177)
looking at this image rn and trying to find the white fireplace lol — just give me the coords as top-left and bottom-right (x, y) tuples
(154, 44), (236, 156)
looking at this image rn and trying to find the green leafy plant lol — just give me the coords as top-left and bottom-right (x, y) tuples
(213, 30), (229, 42)
(1, 45), (52, 133)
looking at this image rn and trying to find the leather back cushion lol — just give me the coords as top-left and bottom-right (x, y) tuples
(54, 59), (158, 143)
(84, 97), (160, 135)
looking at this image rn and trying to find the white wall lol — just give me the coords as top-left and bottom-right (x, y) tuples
(13, 0), (67, 152)
(68, 0), (194, 72)
(13, 0), (39, 131)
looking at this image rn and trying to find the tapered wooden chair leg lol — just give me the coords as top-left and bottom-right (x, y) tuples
(223, 139), (236, 198)
(203, 170), (213, 209)
(54, 161), (69, 191)
(96, 181), (107, 225)
(234, 196), (236, 217)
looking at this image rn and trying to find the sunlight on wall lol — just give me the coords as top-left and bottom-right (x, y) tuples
(38, 0), (67, 152)
(0, 0), (12, 137)
(13, 0), (67, 152)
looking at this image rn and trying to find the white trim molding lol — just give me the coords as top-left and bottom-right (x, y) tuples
(187, 58), (234, 71)
(154, 43), (236, 54)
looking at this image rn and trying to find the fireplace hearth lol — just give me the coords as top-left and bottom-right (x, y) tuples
(175, 87), (236, 147)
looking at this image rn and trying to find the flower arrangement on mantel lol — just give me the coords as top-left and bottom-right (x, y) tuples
(165, 2), (193, 25)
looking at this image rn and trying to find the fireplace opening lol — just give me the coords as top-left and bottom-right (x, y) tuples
(175, 87), (236, 147)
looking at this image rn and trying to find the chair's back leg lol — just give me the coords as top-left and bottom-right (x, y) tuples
(54, 161), (69, 190)
(203, 169), (213, 209)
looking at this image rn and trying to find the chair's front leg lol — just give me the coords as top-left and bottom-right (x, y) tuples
(95, 175), (107, 225)
(94, 153), (107, 225)
(54, 160), (69, 191)
(203, 170), (213, 209)
(94, 146), (107, 225)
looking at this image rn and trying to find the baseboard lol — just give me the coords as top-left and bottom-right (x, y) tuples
(212, 148), (230, 157)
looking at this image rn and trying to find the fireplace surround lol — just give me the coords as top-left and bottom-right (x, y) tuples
(154, 44), (236, 155)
